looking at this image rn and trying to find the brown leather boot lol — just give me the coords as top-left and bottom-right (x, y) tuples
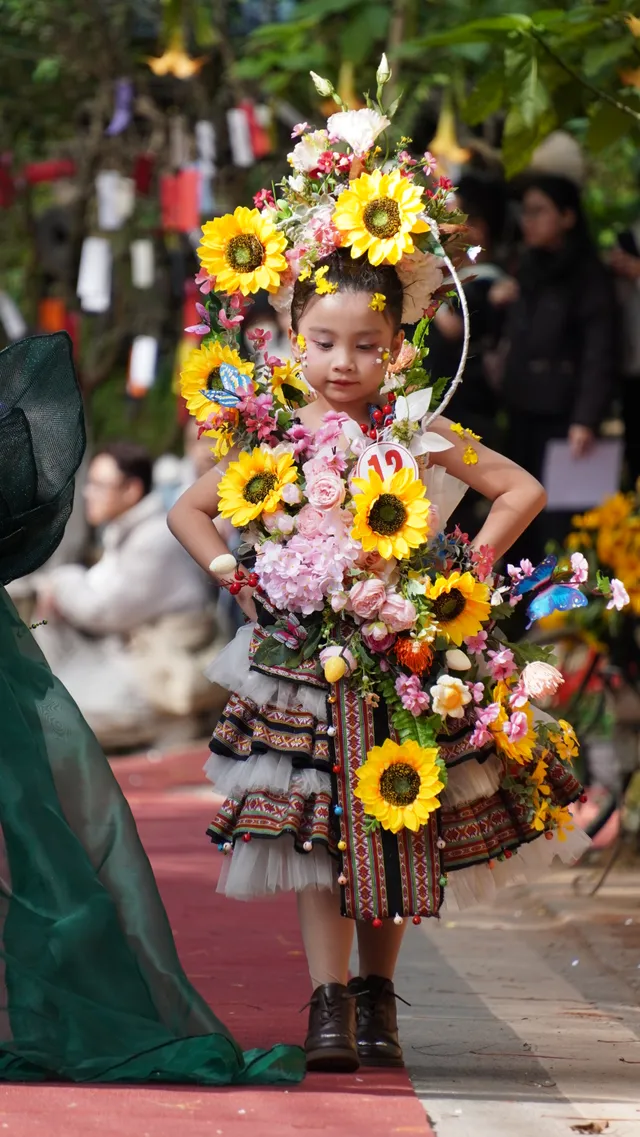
(348, 975), (404, 1067)
(304, 982), (359, 1072)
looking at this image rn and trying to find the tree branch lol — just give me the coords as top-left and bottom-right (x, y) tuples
(532, 30), (640, 126)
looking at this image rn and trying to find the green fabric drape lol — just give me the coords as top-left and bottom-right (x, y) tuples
(0, 587), (304, 1084)
(0, 331), (304, 1085)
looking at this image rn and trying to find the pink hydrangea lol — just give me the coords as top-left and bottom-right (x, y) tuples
(486, 647), (517, 682)
(395, 674), (430, 716)
(256, 532), (358, 615)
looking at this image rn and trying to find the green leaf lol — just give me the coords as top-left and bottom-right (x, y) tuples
(33, 57), (61, 82)
(411, 14), (533, 49)
(587, 102), (633, 152)
(463, 70), (505, 125)
(583, 38), (635, 78)
(501, 104), (557, 177)
(252, 636), (302, 669)
(339, 5), (389, 66)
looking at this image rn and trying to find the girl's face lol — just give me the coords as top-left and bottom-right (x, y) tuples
(290, 290), (403, 412)
(520, 188), (576, 251)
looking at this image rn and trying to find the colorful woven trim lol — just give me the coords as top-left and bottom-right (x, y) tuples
(328, 683), (443, 921)
(210, 692), (332, 770)
(249, 624), (328, 690)
(207, 785), (335, 853)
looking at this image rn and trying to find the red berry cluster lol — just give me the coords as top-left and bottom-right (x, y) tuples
(228, 570), (259, 595)
(359, 392), (396, 440)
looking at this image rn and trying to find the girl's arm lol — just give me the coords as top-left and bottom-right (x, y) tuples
(430, 417), (546, 561)
(167, 462), (258, 622)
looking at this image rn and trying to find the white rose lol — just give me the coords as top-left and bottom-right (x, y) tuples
(430, 675), (472, 720)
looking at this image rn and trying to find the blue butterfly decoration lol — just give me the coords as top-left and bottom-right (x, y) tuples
(512, 554), (588, 626)
(201, 363), (251, 408)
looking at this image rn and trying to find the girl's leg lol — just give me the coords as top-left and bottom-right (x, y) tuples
(355, 918), (406, 981)
(296, 888), (355, 990)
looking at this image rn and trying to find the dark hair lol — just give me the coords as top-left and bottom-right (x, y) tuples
(521, 173), (591, 246)
(457, 173), (506, 246)
(96, 441), (153, 497)
(290, 249), (404, 332)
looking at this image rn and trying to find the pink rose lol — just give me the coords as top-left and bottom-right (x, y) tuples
(361, 621), (396, 653)
(379, 591), (416, 632)
(296, 504), (325, 539)
(306, 470), (346, 510)
(348, 579), (387, 619)
(263, 509), (295, 536)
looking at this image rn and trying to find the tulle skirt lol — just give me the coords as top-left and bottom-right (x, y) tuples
(204, 625), (589, 912)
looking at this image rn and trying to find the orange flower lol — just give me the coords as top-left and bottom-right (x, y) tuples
(394, 636), (434, 675)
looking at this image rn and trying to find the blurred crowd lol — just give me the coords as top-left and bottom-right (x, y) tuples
(10, 132), (640, 752)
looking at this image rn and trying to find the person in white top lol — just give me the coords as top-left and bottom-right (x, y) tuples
(33, 442), (224, 749)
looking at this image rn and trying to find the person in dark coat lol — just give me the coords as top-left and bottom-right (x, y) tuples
(493, 173), (617, 565)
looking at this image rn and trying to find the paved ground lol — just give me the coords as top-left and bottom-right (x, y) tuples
(1, 744), (638, 1136)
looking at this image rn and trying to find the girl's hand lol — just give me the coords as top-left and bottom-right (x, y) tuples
(234, 586), (258, 623)
(216, 570), (259, 623)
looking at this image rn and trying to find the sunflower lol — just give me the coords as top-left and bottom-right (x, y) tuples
(351, 467), (431, 560)
(217, 447), (298, 528)
(424, 571), (491, 646)
(197, 207), (288, 296)
(180, 341), (254, 422)
(354, 738), (445, 834)
(332, 168), (429, 266)
(270, 360), (308, 406)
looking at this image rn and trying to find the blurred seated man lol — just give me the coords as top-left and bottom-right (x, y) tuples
(34, 442), (225, 750)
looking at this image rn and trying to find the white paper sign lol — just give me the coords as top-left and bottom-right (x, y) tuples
(354, 442), (418, 483)
(543, 439), (624, 510)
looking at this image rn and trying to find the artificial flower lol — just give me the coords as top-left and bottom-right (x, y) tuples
(319, 645), (356, 679)
(351, 467), (431, 560)
(486, 647), (517, 682)
(361, 621), (397, 653)
(463, 446), (478, 465)
(395, 673), (430, 716)
(369, 292), (386, 311)
(521, 661), (564, 701)
(354, 738), (444, 834)
(395, 248), (444, 324)
(347, 579), (387, 619)
(332, 168), (429, 267)
(489, 683), (536, 764)
(256, 530), (358, 615)
(327, 109), (390, 156)
(424, 571), (491, 647)
(503, 711), (530, 744)
(430, 674), (472, 720)
(394, 634), (434, 675)
(217, 447), (298, 528)
(608, 578), (630, 610)
(313, 265), (338, 294)
(305, 469), (346, 510)
(570, 551), (589, 584)
(288, 130), (330, 173)
(270, 360), (308, 406)
(464, 629), (488, 655)
(179, 341), (254, 422)
(445, 648), (472, 671)
(197, 207), (288, 296)
(262, 509), (296, 536)
(379, 591), (417, 632)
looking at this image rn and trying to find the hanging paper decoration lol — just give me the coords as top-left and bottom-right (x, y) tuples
(77, 237), (112, 313)
(127, 335), (158, 397)
(241, 100), (272, 161)
(160, 168), (200, 232)
(195, 120), (216, 216)
(24, 159), (76, 186)
(95, 171), (136, 231)
(0, 292), (27, 341)
(226, 107), (254, 168)
(38, 297), (67, 333)
(105, 78), (134, 137)
(169, 115), (189, 170)
(0, 164), (15, 209)
(130, 239), (155, 289)
(133, 153), (155, 196)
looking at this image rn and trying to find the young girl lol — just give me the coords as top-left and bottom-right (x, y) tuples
(169, 77), (598, 1074)
(169, 254), (589, 1071)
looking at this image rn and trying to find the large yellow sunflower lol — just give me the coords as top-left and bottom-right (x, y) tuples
(270, 360), (308, 406)
(350, 467), (431, 560)
(424, 571), (491, 646)
(217, 447), (298, 528)
(332, 168), (429, 266)
(197, 207), (288, 296)
(354, 738), (445, 834)
(180, 341), (254, 422)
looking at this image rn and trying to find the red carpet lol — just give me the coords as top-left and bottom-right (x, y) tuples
(0, 746), (433, 1137)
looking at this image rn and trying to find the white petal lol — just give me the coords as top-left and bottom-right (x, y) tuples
(406, 388), (433, 419)
(410, 432), (454, 456)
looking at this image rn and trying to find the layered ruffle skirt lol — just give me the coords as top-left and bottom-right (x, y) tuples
(205, 621), (589, 920)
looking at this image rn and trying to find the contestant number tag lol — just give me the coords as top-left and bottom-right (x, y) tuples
(355, 442), (418, 482)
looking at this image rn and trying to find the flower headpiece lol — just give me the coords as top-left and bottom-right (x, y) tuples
(180, 58), (472, 451)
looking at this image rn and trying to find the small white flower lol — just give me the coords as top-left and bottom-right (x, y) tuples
(327, 109), (390, 156)
(430, 675), (472, 720)
(467, 245), (482, 262)
(288, 173), (307, 192)
(608, 578), (630, 611)
(376, 53), (391, 87)
(288, 131), (329, 173)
